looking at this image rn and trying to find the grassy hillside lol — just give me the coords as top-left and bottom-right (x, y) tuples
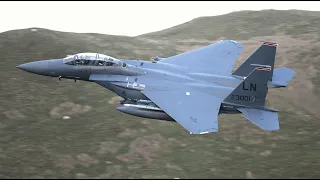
(139, 9), (320, 41)
(0, 10), (320, 178)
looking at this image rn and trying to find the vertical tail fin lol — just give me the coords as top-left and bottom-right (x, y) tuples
(232, 41), (277, 81)
(224, 66), (272, 107)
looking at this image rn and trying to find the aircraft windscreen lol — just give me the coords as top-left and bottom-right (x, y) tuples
(63, 53), (122, 66)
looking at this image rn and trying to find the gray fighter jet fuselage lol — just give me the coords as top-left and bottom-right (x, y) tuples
(17, 40), (295, 134)
(16, 55), (242, 121)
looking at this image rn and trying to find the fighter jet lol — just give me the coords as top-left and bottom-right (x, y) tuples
(16, 40), (295, 134)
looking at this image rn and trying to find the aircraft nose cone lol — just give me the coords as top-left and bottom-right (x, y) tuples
(16, 60), (49, 75)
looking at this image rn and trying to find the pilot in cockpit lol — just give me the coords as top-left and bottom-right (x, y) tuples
(98, 61), (104, 66)
(63, 53), (122, 67)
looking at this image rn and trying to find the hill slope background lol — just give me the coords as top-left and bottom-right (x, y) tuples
(0, 9), (320, 178)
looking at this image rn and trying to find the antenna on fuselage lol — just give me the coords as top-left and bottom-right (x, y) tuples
(150, 56), (162, 61)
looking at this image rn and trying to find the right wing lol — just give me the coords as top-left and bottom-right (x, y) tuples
(160, 40), (244, 75)
(142, 87), (222, 134)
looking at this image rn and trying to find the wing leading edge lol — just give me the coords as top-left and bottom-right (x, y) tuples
(142, 88), (221, 134)
(160, 40), (244, 75)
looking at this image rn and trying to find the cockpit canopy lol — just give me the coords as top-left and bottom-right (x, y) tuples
(63, 53), (125, 67)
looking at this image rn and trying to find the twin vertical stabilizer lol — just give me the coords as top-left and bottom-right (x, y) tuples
(232, 41), (295, 87)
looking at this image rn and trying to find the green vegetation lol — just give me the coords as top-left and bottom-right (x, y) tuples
(0, 10), (319, 178)
(139, 9), (320, 41)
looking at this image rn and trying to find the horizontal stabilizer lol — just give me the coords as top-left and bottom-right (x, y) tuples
(238, 108), (279, 131)
(272, 67), (296, 87)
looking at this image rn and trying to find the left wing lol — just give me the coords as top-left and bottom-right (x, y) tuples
(142, 87), (222, 134)
(160, 40), (244, 75)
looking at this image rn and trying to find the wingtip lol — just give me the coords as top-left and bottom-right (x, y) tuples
(257, 40), (278, 47)
(220, 39), (244, 48)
